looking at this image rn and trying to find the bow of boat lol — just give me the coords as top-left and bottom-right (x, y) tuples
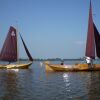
(0, 61), (33, 69)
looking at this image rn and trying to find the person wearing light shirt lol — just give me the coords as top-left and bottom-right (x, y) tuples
(86, 57), (93, 69)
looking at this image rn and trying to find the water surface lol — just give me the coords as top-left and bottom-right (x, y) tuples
(0, 61), (100, 100)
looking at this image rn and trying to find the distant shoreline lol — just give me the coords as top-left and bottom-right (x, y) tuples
(19, 58), (99, 61)
(19, 58), (83, 61)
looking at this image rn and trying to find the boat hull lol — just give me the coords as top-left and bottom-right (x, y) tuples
(0, 62), (33, 69)
(44, 62), (100, 72)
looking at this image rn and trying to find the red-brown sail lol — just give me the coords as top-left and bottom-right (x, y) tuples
(0, 26), (17, 62)
(93, 23), (100, 58)
(20, 34), (33, 61)
(85, 0), (95, 59)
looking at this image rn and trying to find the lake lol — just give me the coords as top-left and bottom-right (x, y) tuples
(0, 60), (100, 100)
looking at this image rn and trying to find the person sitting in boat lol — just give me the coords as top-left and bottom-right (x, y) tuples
(86, 57), (93, 68)
(61, 60), (64, 65)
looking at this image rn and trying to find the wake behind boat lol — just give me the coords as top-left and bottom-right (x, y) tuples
(0, 26), (33, 69)
(44, 0), (100, 72)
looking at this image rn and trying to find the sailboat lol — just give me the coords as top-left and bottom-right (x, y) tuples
(44, 0), (100, 72)
(0, 26), (33, 69)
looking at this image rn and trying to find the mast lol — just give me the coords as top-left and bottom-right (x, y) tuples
(16, 25), (19, 61)
(85, 0), (95, 59)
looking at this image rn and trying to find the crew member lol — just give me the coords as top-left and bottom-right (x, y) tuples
(61, 60), (64, 65)
(86, 57), (93, 69)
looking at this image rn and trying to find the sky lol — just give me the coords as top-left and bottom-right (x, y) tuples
(0, 0), (100, 59)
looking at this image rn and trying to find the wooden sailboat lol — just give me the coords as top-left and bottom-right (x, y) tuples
(0, 26), (33, 69)
(44, 0), (100, 72)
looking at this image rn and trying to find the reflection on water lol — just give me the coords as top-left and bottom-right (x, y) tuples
(9, 69), (19, 72)
(0, 70), (20, 100)
(62, 72), (100, 100)
(63, 73), (70, 91)
(88, 72), (100, 100)
(0, 61), (100, 100)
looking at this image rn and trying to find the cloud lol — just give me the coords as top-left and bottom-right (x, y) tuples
(74, 41), (85, 45)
